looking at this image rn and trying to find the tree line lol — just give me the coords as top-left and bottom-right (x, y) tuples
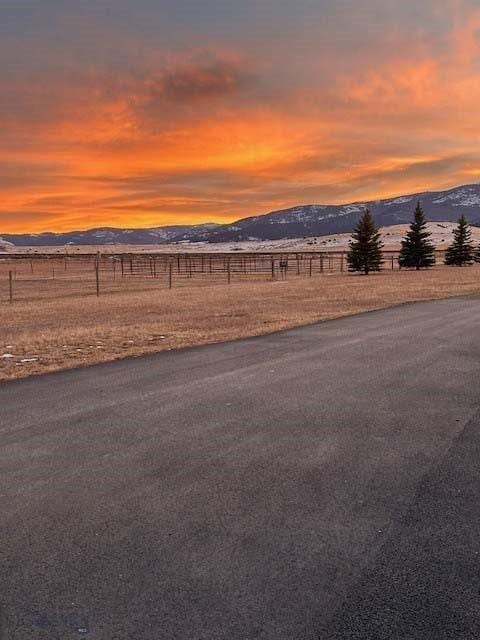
(347, 202), (480, 274)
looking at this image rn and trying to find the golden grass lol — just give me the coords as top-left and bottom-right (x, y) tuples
(1, 264), (480, 382)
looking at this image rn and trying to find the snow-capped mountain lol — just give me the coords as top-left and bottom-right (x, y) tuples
(197, 184), (480, 243)
(3, 183), (480, 246)
(1, 224), (220, 247)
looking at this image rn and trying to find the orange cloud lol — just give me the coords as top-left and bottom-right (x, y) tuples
(3, 9), (480, 233)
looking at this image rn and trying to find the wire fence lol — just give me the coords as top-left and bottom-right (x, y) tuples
(0, 249), (449, 304)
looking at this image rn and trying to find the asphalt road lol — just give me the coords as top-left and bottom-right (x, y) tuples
(2, 296), (480, 639)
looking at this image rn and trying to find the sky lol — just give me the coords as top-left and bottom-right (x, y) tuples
(2, 0), (480, 232)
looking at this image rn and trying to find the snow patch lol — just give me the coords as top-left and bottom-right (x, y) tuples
(433, 187), (480, 205)
(339, 204), (365, 215)
(454, 195), (480, 206)
(384, 196), (413, 206)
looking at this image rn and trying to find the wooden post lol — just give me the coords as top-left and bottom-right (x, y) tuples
(391, 255), (394, 271)
(95, 253), (100, 297)
(296, 254), (300, 276)
(227, 258), (231, 284)
(320, 256), (324, 273)
(9, 270), (13, 304)
(30, 260), (33, 275)
(309, 256), (313, 277)
(340, 253), (344, 273)
(168, 262), (173, 289)
(113, 260), (117, 281)
(271, 257), (275, 279)
(121, 256), (124, 278)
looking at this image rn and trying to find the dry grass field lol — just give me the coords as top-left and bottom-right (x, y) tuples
(1, 257), (480, 382)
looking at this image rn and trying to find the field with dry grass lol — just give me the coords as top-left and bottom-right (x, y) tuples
(1, 258), (480, 382)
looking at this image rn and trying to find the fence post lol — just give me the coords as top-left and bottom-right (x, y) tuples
(309, 256), (313, 277)
(340, 253), (344, 273)
(227, 258), (231, 284)
(9, 270), (13, 304)
(95, 253), (100, 297)
(271, 257), (275, 279)
(169, 262), (173, 289)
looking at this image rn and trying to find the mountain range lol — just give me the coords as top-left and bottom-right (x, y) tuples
(0, 224), (220, 248)
(2, 183), (480, 246)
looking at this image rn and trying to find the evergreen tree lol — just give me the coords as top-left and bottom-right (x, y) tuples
(444, 215), (474, 266)
(347, 209), (383, 275)
(398, 202), (436, 270)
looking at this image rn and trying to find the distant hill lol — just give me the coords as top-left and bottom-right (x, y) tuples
(3, 183), (480, 246)
(1, 224), (221, 247)
(0, 236), (14, 251)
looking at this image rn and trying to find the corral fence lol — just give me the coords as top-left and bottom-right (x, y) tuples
(0, 249), (449, 304)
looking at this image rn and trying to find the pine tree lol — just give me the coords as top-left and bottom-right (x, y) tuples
(398, 202), (436, 270)
(347, 209), (383, 275)
(444, 215), (474, 266)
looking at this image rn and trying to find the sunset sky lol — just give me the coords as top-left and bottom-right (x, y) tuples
(2, 1), (480, 232)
